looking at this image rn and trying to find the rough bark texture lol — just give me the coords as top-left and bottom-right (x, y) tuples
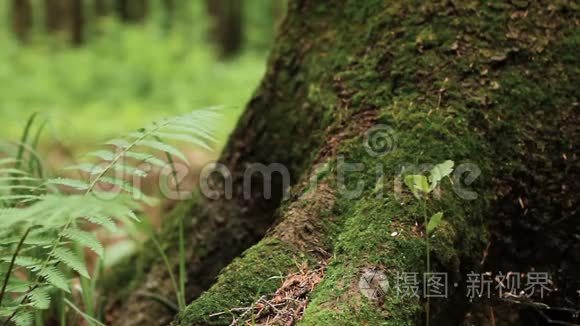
(108, 1), (579, 325)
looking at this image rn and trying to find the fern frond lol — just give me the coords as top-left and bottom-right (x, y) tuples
(12, 310), (33, 326)
(62, 228), (104, 257)
(137, 140), (187, 162)
(151, 132), (212, 150)
(27, 287), (51, 310)
(3, 278), (29, 294)
(0, 168), (30, 176)
(50, 247), (89, 279)
(123, 152), (166, 168)
(46, 178), (89, 191)
(97, 177), (148, 201)
(64, 163), (106, 175)
(38, 266), (69, 292)
(1, 256), (42, 271)
(0, 158), (19, 166)
(82, 215), (117, 233)
(86, 150), (116, 161)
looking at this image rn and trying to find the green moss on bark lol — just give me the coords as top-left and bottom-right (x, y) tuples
(120, 0), (578, 324)
(176, 239), (298, 325)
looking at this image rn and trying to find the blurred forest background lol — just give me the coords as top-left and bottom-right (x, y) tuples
(0, 0), (284, 269)
(1, 0), (284, 150)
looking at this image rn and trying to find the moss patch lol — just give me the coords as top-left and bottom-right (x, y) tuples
(176, 238), (299, 325)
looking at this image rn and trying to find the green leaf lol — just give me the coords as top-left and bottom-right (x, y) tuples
(12, 310), (32, 326)
(404, 174), (430, 198)
(62, 228), (104, 257)
(38, 266), (70, 292)
(51, 247), (89, 278)
(150, 132), (212, 151)
(97, 177), (148, 202)
(105, 139), (131, 149)
(64, 163), (106, 175)
(83, 215), (117, 233)
(123, 152), (166, 168)
(138, 140), (187, 162)
(28, 287), (51, 310)
(429, 160), (454, 189)
(46, 178), (89, 191)
(2, 256), (42, 271)
(112, 164), (148, 178)
(427, 212), (444, 235)
(86, 150), (116, 161)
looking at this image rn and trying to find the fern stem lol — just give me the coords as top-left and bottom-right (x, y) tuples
(85, 117), (178, 195)
(151, 236), (182, 311)
(14, 113), (37, 174)
(0, 227), (32, 308)
(155, 135), (187, 311)
(423, 200), (430, 326)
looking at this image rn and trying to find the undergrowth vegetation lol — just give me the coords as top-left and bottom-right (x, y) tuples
(0, 108), (220, 325)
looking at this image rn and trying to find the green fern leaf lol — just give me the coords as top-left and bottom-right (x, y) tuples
(1, 256), (43, 272)
(83, 215), (117, 232)
(106, 139), (131, 149)
(51, 247), (89, 278)
(28, 287), (51, 310)
(62, 228), (104, 257)
(123, 152), (166, 168)
(64, 163), (107, 175)
(38, 265), (70, 292)
(137, 140), (187, 162)
(150, 132), (212, 150)
(12, 310), (33, 326)
(46, 178), (89, 191)
(111, 164), (148, 178)
(97, 177), (146, 199)
(86, 150), (116, 161)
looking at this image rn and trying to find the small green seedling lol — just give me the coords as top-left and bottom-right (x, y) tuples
(403, 160), (454, 326)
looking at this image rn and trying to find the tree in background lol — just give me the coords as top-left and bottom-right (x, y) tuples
(206, 0), (244, 58)
(11, 0), (33, 42)
(116, 0), (147, 23)
(44, 0), (84, 45)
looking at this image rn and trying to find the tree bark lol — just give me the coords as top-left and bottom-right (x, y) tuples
(107, 1), (579, 325)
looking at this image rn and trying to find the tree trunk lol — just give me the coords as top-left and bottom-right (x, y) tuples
(11, 0), (33, 42)
(44, 0), (84, 45)
(206, 0), (244, 58)
(107, 1), (579, 325)
(94, 0), (110, 17)
(45, 0), (67, 33)
(116, 0), (147, 23)
(70, 0), (84, 45)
